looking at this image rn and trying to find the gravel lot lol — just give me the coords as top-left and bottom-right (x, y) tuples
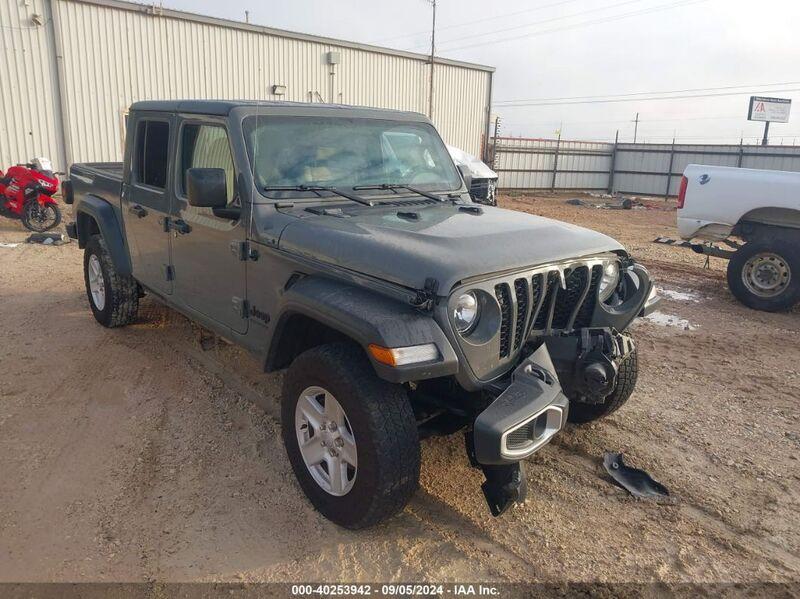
(0, 193), (798, 584)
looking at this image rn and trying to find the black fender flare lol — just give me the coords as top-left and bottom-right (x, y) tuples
(592, 262), (653, 330)
(268, 276), (459, 383)
(75, 195), (132, 276)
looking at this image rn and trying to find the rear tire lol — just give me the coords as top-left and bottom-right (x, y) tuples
(727, 239), (800, 312)
(282, 343), (420, 529)
(84, 234), (139, 327)
(567, 349), (638, 424)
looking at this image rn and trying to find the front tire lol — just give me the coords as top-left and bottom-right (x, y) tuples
(567, 349), (638, 424)
(727, 239), (800, 312)
(22, 200), (61, 232)
(83, 234), (139, 327)
(282, 343), (420, 529)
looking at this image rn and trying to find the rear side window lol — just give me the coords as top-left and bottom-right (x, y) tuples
(134, 120), (170, 188)
(179, 124), (235, 203)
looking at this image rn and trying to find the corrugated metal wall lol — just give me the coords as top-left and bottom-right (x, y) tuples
(494, 138), (612, 191)
(495, 137), (800, 196)
(0, 0), (492, 171)
(0, 0), (65, 170)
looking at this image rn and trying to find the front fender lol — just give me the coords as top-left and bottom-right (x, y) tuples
(75, 195), (132, 276)
(270, 276), (459, 383)
(592, 262), (653, 330)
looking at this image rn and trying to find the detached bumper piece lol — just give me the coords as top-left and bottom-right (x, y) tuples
(470, 344), (568, 516)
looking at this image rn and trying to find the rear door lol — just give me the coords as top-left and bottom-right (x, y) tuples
(170, 117), (248, 334)
(122, 116), (174, 295)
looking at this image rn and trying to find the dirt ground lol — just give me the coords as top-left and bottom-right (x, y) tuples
(0, 193), (798, 585)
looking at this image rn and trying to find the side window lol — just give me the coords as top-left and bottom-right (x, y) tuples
(180, 124), (235, 203)
(134, 120), (170, 188)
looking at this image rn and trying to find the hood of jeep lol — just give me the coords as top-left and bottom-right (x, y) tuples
(277, 204), (624, 292)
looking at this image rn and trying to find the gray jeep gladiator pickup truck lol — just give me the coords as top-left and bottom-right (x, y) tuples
(64, 100), (659, 528)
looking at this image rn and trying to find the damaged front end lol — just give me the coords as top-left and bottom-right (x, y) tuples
(465, 327), (636, 516)
(466, 344), (568, 515)
(441, 256), (657, 517)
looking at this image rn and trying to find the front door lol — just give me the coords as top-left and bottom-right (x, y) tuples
(170, 118), (248, 334)
(123, 116), (174, 295)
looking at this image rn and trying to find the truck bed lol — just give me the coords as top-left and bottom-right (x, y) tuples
(69, 162), (125, 229)
(73, 162), (123, 182)
(678, 164), (800, 241)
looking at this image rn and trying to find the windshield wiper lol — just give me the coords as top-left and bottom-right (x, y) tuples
(352, 183), (447, 203)
(263, 185), (374, 206)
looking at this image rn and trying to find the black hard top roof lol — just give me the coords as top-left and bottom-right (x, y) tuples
(129, 100), (428, 121)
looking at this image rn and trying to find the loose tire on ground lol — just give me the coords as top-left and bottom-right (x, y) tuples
(726, 239), (800, 312)
(281, 343), (420, 529)
(83, 234), (139, 327)
(567, 348), (638, 424)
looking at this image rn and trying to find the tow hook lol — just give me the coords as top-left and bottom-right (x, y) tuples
(480, 463), (527, 517)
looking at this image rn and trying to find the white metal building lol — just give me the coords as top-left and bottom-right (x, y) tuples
(1, 0), (494, 171)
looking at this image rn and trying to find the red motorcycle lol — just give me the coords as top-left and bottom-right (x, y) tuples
(0, 157), (62, 232)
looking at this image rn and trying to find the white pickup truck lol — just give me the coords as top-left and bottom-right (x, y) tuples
(678, 164), (800, 311)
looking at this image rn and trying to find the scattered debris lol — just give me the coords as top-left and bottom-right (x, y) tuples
(0, 242), (19, 248)
(26, 232), (70, 245)
(603, 452), (670, 499)
(642, 310), (698, 331)
(566, 197), (642, 210)
(656, 286), (702, 303)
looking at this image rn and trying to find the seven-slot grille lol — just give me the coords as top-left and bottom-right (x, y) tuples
(494, 264), (604, 360)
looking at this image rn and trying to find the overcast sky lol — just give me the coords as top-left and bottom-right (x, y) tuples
(162, 0), (800, 145)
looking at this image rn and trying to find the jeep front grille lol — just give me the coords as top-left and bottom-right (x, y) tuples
(495, 283), (513, 358)
(496, 263), (604, 359)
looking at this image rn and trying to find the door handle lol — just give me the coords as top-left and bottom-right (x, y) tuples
(168, 218), (192, 235)
(129, 204), (147, 218)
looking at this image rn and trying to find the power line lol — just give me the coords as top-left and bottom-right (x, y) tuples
(502, 114), (750, 126)
(438, 0), (709, 54)
(405, 0), (646, 51)
(367, 0), (586, 45)
(494, 87), (800, 107)
(494, 81), (800, 106)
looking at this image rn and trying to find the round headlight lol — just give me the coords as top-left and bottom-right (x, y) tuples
(598, 260), (621, 302)
(453, 291), (480, 334)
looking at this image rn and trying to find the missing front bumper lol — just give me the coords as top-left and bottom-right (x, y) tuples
(469, 344), (567, 516)
(472, 344), (568, 466)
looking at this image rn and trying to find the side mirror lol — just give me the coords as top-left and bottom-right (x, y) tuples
(186, 168), (228, 208)
(457, 165), (473, 190)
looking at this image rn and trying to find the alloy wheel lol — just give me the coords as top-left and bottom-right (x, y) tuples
(294, 386), (357, 496)
(88, 254), (106, 310)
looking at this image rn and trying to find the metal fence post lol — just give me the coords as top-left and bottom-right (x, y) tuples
(664, 137), (676, 199)
(607, 130), (618, 194)
(550, 132), (561, 191)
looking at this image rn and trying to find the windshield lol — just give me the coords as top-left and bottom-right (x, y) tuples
(243, 116), (462, 197)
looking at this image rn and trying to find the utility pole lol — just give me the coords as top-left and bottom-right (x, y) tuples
(491, 115), (501, 169)
(632, 112), (640, 143)
(427, 0), (436, 120)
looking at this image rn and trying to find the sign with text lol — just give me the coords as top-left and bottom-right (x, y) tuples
(748, 96), (791, 123)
